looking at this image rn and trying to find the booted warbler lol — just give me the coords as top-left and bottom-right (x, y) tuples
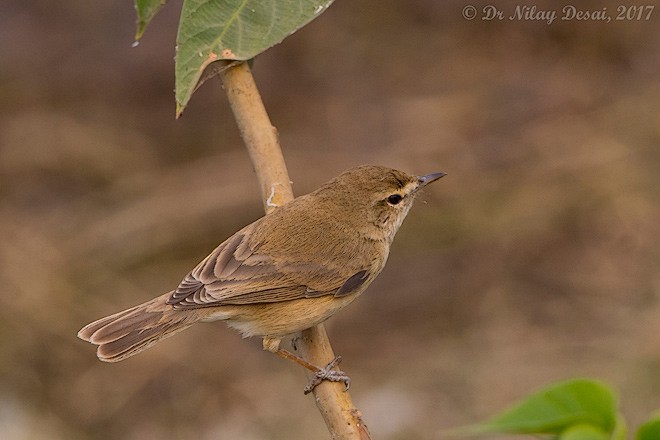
(78, 165), (445, 391)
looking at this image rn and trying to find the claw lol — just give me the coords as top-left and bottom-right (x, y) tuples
(273, 349), (352, 394)
(303, 355), (351, 395)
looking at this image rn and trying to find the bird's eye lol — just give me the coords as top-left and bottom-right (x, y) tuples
(386, 194), (403, 205)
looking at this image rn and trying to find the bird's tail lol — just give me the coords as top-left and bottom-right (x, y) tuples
(78, 291), (198, 362)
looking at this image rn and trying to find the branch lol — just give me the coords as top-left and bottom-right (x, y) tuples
(217, 61), (294, 213)
(218, 61), (370, 439)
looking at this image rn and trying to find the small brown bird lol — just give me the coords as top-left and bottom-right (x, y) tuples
(78, 165), (444, 392)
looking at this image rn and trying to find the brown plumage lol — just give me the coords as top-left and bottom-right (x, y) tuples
(78, 165), (445, 366)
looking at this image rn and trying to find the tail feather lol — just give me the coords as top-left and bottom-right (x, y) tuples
(78, 292), (198, 362)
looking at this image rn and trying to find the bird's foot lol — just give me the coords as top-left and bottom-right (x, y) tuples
(303, 355), (351, 395)
(273, 348), (351, 394)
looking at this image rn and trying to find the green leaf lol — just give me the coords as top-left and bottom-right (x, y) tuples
(637, 415), (660, 440)
(174, 0), (334, 115)
(135, 0), (168, 41)
(470, 379), (618, 435)
(559, 424), (610, 440)
(611, 414), (628, 440)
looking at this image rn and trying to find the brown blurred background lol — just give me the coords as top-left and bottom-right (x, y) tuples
(1, 0), (659, 438)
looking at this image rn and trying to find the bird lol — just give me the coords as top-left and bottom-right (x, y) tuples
(78, 165), (445, 392)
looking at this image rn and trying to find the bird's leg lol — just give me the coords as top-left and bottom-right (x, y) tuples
(276, 349), (351, 394)
(263, 337), (351, 394)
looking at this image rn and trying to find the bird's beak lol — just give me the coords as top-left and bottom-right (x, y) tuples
(417, 172), (446, 187)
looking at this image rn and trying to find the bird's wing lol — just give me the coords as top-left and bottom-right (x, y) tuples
(167, 226), (371, 308)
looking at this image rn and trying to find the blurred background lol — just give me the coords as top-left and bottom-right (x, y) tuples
(1, 0), (659, 438)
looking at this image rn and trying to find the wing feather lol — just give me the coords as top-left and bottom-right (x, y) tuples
(167, 225), (372, 309)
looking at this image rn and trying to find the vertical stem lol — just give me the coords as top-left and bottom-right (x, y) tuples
(219, 61), (370, 440)
(218, 61), (293, 213)
(296, 324), (372, 439)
